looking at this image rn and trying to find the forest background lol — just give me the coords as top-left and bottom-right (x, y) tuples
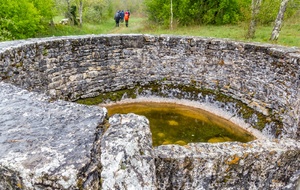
(0, 0), (299, 47)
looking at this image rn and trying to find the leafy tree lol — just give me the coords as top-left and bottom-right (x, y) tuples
(145, 0), (172, 26)
(82, 0), (109, 23)
(256, 0), (298, 25)
(30, 0), (55, 23)
(0, 0), (40, 40)
(54, 0), (69, 16)
(0, 18), (16, 41)
(201, 0), (241, 24)
(146, 0), (244, 27)
(0, 0), (55, 40)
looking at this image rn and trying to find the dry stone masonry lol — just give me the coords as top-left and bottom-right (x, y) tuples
(0, 34), (299, 189)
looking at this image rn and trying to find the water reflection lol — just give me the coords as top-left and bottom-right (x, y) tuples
(105, 102), (256, 146)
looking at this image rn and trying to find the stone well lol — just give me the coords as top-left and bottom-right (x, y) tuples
(0, 34), (299, 189)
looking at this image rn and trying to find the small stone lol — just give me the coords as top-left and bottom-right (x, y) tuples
(168, 120), (179, 126)
(208, 136), (232, 143)
(174, 140), (187, 146)
(162, 140), (172, 145)
(157, 133), (165, 138)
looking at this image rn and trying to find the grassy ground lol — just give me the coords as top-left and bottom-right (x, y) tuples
(43, 15), (300, 47)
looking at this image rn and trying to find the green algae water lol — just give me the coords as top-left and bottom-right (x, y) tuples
(105, 102), (256, 146)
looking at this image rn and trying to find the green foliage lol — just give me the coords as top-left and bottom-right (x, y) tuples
(0, 0), (55, 40)
(200, 0), (241, 25)
(30, 0), (55, 21)
(84, 6), (102, 23)
(83, 4), (107, 23)
(0, 0), (40, 40)
(257, 0), (299, 25)
(145, 0), (168, 25)
(145, 0), (299, 27)
(123, 0), (146, 15)
(237, 0), (251, 22)
(146, 0), (246, 26)
(79, 0), (113, 23)
(0, 18), (15, 41)
(258, 0), (281, 25)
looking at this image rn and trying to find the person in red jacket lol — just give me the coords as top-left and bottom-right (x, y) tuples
(124, 10), (130, 27)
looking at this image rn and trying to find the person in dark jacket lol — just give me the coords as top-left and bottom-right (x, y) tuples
(114, 10), (121, 27)
(120, 10), (124, 23)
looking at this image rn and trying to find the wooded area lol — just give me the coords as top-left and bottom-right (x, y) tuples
(0, 0), (299, 45)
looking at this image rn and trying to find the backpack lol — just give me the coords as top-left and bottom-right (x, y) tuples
(124, 12), (129, 21)
(114, 12), (119, 20)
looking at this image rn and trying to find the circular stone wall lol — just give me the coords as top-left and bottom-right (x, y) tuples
(1, 34), (299, 139)
(0, 34), (300, 189)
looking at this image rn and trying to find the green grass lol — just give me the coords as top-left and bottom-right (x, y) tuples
(40, 16), (300, 47)
(53, 16), (65, 23)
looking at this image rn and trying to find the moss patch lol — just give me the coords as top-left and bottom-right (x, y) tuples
(75, 81), (282, 136)
(76, 88), (138, 105)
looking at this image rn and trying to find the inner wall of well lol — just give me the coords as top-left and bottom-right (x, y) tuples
(0, 34), (299, 140)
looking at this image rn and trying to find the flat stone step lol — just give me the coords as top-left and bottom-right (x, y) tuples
(0, 82), (106, 189)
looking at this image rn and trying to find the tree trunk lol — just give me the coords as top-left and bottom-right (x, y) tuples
(79, 0), (83, 27)
(66, 0), (70, 13)
(246, 0), (262, 39)
(270, 0), (290, 41)
(170, 0), (173, 30)
(66, 0), (72, 24)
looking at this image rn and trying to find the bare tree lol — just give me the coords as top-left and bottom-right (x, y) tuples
(79, 0), (83, 27)
(246, 0), (262, 39)
(66, 0), (71, 13)
(270, 0), (290, 41)
(64, 0), (72, 24)
(170, 0), (173, 30)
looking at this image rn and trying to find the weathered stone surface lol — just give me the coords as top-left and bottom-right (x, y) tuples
(155, 139), (300, 190)
(101, 113), (156, 190)
(0, 82), (107, 189)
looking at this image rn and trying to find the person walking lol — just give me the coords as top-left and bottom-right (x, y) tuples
(120, 10), (124, 23)
(114, 10), (121, 27)
(124, 10), (130, 27)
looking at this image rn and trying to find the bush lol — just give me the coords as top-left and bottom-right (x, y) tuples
(258, 0), (299, 25)
(84, 6), (103, 23)
(146, 0), (245, 26)
(82, 0), (113, 24)
(0, 18), (15, 41)
(0, 0), (54, 40)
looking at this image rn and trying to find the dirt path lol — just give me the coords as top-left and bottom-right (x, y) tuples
(109, 17), (146, 34)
